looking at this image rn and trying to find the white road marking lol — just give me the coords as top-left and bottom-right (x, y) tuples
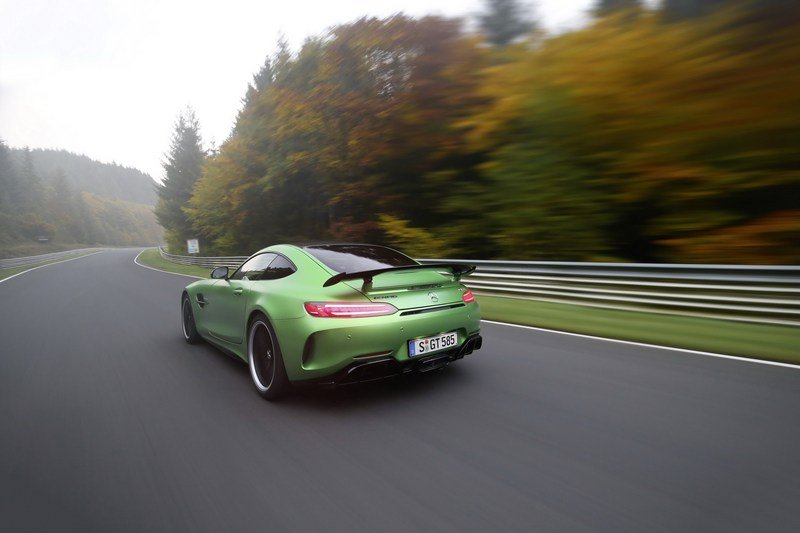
(481, 319), (800, 370)
(133, 249), (203, 279)
(0, 251), (103, 285)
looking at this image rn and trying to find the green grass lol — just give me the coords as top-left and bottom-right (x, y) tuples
(477, 294), (800, 364)
(136, 248), (211, 278)
(0, 265), (36, 281)
(0, 252), (96, 281)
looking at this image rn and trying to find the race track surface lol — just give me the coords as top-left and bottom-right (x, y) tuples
(1, 249), (798, 532)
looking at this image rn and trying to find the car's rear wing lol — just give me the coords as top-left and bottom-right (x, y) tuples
(322, 263), (476, 288)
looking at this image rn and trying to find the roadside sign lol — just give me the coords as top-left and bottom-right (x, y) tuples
(187, 239), (200, 254)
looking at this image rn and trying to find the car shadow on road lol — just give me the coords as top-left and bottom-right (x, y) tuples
(188, 339), (478, 412)
(282, 364), (476, 412)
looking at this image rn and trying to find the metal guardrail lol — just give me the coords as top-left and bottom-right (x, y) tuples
(158, 247), (800, 327)
(0, 248), (100, 269)
(159, 247), (248, 269)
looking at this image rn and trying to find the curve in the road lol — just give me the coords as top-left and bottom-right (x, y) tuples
(1, 248), (798, 533)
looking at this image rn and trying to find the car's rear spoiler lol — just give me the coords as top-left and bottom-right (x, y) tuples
(322, 263), (476, 288)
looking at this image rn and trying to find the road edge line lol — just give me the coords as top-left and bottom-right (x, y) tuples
(480, 319), (800, 370)
(0, 251), (103, 285)
(133, 249), (203, 279)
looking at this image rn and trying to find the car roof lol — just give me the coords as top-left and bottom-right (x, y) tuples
(254, 242), (396, 253)
(299, 242), (394, 249)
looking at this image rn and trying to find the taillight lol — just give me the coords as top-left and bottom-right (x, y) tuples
(462, 289), (475, 303)
(304, 302), (398, 318)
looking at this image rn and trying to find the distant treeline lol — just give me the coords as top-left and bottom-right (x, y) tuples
(158, 0), (800, 263)
(0, 143), (162, 248)
(14, 148), (157, 205)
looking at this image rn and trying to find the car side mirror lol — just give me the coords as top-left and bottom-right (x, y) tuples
(211, 266), (229, 279)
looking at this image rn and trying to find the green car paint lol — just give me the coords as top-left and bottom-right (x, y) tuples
(181, 244), (481, 396)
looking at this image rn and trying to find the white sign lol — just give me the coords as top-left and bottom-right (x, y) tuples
(187, 239), (200, 254)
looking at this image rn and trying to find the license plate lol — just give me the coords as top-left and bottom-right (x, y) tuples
(409, 332), (458, 357)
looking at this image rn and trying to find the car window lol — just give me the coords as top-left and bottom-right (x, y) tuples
(230, 253), (277, 281)
(304, 244), (417, 273)
(261, 255), (296, 281)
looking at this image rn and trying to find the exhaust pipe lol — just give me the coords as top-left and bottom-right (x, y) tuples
(457, 335), (482, 357)
(458, 338), (474, 357)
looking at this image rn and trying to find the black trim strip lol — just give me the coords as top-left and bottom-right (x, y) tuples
(399, 303), (465, 316)
(322, 263), (475, 288)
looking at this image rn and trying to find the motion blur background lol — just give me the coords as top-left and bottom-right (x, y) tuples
(1, 0), (798, 263)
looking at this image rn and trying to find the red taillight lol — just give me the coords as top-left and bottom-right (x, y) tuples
(304, 302), (398, 318)
(462, 290), (475, 303)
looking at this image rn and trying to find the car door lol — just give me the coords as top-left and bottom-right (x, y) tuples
(204, 253), (277, 344)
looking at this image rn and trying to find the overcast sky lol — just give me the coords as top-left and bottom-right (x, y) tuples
(0, 0), (593, 181)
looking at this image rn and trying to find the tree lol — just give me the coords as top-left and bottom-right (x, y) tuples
(155, 108), (205, 252)
(188, 16), (488, 253)
(0, 140), (14, 212)
(251, 58), (275, 92)
(16, 148), (43, 214)
(662, 0), (800, 27)
(479, 0), (535, 46)
(180, 8), (800, 263)
(595, 0), (642, 17)
(661, 0), (736, 21)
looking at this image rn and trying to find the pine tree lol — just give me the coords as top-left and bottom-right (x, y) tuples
(155, 108), (205, 252)
(661, 0), (729, 21)
(252, 58), (275, 92)
(17, 147), (43, 214)
(479, 0), (535, 46)
(0, 140), (14, 212)
(595, 0), (642, 17)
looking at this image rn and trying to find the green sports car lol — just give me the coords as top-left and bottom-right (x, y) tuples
(181, 243), (483, 399)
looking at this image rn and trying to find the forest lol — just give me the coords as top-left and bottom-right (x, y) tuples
(0, 144), (162, 254)
(156, 0), (800, 263)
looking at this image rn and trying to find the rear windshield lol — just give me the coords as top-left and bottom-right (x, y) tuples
(304, 244), (417, 273)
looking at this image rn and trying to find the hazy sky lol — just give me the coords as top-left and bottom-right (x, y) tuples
(0, 0), (593, 180)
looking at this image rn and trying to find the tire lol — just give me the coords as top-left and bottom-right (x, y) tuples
(181, 294), (202, 344)
(247, 314), (290, 400)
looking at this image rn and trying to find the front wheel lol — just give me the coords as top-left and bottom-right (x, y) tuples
(182, 294), (202, 344)
(248, 315), (290, 400)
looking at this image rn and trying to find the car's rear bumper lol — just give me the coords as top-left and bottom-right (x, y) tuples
(294, 334), (483, 387)
(273, 301), (481, 382)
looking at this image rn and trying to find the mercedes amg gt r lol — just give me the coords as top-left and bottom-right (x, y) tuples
(181, 243), (482, 399)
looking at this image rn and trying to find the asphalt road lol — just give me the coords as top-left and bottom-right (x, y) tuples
(1, 249), (798, 532)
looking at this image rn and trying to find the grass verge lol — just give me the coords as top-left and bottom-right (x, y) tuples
(0, 265), (37, 281)
(477, 294), (800, 365)
(136, 248), (210, 278)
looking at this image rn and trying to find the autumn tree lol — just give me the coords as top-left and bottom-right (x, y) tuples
(464, 7), (800, 262)
(188, 16), (488, 253)
(177, 8), (800, 263)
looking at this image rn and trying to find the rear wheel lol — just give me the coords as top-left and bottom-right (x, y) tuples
(181, 294), (202, 344)
(248, 315), (290, 400)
